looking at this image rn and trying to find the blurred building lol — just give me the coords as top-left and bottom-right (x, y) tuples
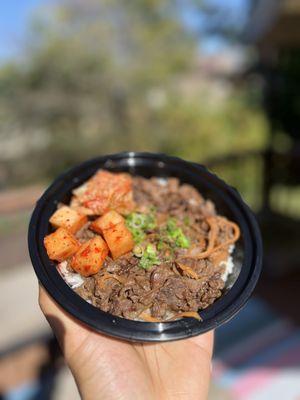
(247, 0), (300, 48)
(247, 0), (300, 143)
(245, 0), (300, 275)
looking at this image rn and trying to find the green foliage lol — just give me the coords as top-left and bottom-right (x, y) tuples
(0, 0), (268, 187)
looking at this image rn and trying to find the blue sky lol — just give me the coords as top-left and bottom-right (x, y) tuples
(0, 0), (248, 61)
(0, 0), (45, 60)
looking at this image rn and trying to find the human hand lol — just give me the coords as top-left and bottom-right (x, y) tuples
(39, 286), (213, 400)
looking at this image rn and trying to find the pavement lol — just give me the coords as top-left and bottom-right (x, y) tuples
(0, 182), (81, 398)
(1, 185), (299, 399)
(0, 263), (80, 399)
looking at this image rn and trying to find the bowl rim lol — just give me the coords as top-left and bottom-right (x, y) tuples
(28, 151), (263, 342)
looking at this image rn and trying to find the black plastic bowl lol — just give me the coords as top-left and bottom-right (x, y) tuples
(28, 152), (262, 342)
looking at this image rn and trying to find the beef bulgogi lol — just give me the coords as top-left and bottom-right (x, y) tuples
(44, 170), (240, 322)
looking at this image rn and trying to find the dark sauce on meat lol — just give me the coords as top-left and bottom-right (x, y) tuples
(69, 177), (238, 321)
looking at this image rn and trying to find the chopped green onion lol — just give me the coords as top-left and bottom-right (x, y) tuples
(126, 212), (156, 230)
(183, 216), (190, 226)
(175, 234), (190, 248)
(125, 211), (157, 244)
(131, 229), (146, 244)
(138, 243), (160, 270)
(165, 218), (190, 249)
(133, 244), (144, 258)
(145, 243), (156, 255)
(166, 217), (177, 231)
(157, 240), (165, 251)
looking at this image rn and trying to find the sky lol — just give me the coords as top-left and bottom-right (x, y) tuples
(0, 0), (249, 62)
(0, 0), (45, 61)
(182, 0), (249, 54)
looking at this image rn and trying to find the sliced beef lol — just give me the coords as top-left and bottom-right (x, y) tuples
(150, 264), (173, 289)
(75, 223), (96, 243)
(71, 176), (233, 321)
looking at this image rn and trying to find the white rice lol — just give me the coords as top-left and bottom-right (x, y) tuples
(57, 241), (235, 292)
(57, 261), (84, 289)
(220, 244), (235, 282)
(156, 177), (168, 186)
(188, 198), (198, 206)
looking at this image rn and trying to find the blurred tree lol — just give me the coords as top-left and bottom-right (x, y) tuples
(0, 0), (267, 186)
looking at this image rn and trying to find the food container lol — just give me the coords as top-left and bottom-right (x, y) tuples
(28, 152), (262, 342)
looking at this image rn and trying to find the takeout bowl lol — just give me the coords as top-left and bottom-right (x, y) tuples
(28, 152), (262, 342)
